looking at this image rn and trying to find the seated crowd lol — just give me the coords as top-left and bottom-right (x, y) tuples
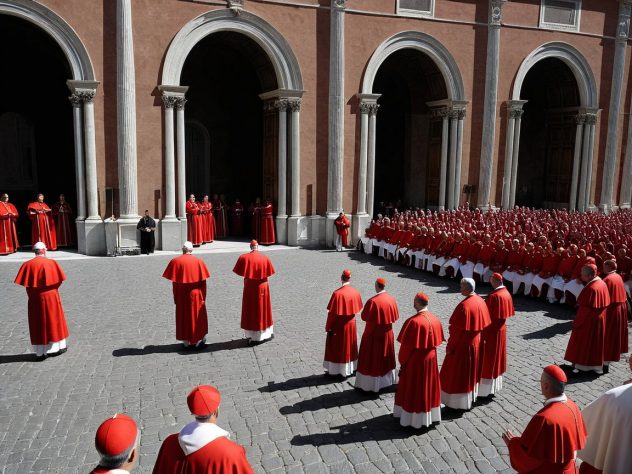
(360, 205), (632, 304)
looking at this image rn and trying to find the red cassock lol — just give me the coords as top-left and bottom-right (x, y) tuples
(27, 201), (57, 250)
(232, 251), (275, 337)
(440, 293), (491, 409)
(52, 201), (75, 247)
(0, 201), (19, 254)
(480, 286), (515, 396)
(355, 292), (399, 391)
(335, 215), (351, 247)
(162, 254), (210, 345)
(14, 256), (69, 347)
(213, 199), (228, 239)
(323, 284), (363, 375)
(200, 202), (215, 243)
(153, 433), (253, 474)
(394, 310), (445, 427)
(564, 278), (610, 370)
(508, 398), (587, 474)
(259, 203), (276, 245)
(602, 272), (629, 362)
(231, 203), (244, 236)
(186, 201), (203, 246)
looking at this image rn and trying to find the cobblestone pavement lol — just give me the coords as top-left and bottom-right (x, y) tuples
(1, 248), (629, 473)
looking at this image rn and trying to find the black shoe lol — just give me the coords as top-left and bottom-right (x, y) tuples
(49, 348), (67, 357)
(35, 355), (46, 362)
(603, 364), (610, 374)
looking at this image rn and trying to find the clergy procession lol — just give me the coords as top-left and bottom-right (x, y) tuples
(0, 200), (630, 473)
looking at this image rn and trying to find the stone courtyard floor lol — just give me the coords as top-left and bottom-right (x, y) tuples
(0, 246), (629, 473)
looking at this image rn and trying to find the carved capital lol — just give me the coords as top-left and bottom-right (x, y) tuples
(68, 93), (82, 107)
(366, 103), (380, 116)
(161, 95), (179, 109)
(226, 0), (245, 9)
(490, 0), (505, 26)
(274, 99), (289, 111)
(449, 108), (466, 120)
(617, 3), (632, 40)
(432, 107), (450, 119)
(584, 113), (598, 125)
(508, 108), (524, 119)
(575, 113), (586, 125)
(287, 98), (301, 112)
(332, 0), (347, 10)
(76, 90), (96, 104)
(174, 97), (187, 110)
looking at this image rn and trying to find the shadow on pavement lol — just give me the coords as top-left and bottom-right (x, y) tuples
(290, 414), (424, 446)
(112, 338), (249, 357)
(0, 353), (41, 364)
(279, 386), (397, 415)
(259, 374), (343, 393)
(559, 363), (602, 384)
(522, 321), (573, 340)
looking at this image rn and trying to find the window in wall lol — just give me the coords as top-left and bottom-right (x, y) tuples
(540, 0), (581, 32)
(397, 0), (434, 18)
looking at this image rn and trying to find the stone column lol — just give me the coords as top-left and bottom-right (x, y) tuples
(69, 93), (86, 220)
(288, 99), (301, 217)
(437, 108), (449, 211)
(366, 103), (379, 219)
(326, 0), (347, 245)
(601, 1), (632, 211)
(447, 109), (459, 210)
(584, 112), (598, 210)
(508, 109), (523, 209)
(357, 103), (370, 215)
(161, 94), (177, 220)
(478, 0), (506, 209)
(569, 114), (585, 211)
(276, 99), (288, 218)
(175, 97), (187, 220)
(621, 119), (632, 207)
(80, 89), (100, 220)
(116, 0), (139, 219)
(453, 107), (466, 208)
(502, 108), (516, 209)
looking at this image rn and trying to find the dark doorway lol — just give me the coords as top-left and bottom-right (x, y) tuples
(516, 58), (580, 208)
(372, 49), (447, 217)
(0, 15), (76, 247)
(181, 32), (278, 211)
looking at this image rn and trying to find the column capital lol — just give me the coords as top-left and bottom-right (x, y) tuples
(575, 113), (586, 125)
(69, 93), (83, 107)
(332, 0), (347, 11)
(274, 99), (289, 111)
(584, 113), (598, 125)
(489, 0), (507, 27)
(67, 80), (100, 103)
(287, 98), (301, 112)
(431, 107), (450, 119)
(617, 1), (632, 42)
(174, 97), (187, 110)
(159, 85), (188, 109)
(357, 93), (381, 115)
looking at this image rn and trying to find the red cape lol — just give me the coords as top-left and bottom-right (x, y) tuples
(361, 292), (399, 325)
(232, 251), (275, 280)
(15, 256), (66, 288)
(449, 294), (491, 331)
(163, 254), (210, 283)
(153, 433), (253, 474)
(27, 201), (57, 250)
(485, 286), (515, 321)
(327, 284), (363, 317)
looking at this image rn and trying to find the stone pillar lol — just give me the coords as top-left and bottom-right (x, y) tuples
(569, 114), (585, 211)
(366, 103), (379, 219)
(161, 94), (177, 220)
(621, 118), (632, 207)
(357, 103), (370, 216)
(502, 108), (516, 209)
(289, 99), (301, 217)
(601, 1), (632, 211)
(81, 90), (100, 220)
(116, 0), (139, 219)
(276, 99), (288, 218)
(69, 93), (86, 220)
(508, 109), (523, 209)
(437, 109), (449, 211)
(453, 106), (466, 208)
(478, 0), (506, 209)
(175, 97), (187, 220)
(447, 110), (459, 210)
(326, 0), (347, 245)
(584, 112), (598, 210)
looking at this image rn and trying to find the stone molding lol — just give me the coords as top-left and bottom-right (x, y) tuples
(287, 98), (301, 112)
(489, 0), (506, 27)
(617, 2), (632, 41)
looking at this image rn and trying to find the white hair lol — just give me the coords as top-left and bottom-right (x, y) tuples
(182, 241), (193, 252)
(461, 278), (476, 293)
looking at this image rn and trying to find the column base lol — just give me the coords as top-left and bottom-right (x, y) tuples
(287, 215), (325, 247)
(325, 212), (339, 248)
(160, 218), (182, 251)
(80, 218), (106, 256)
(275, 215), (288, 245)
(351, 213), (371, 246)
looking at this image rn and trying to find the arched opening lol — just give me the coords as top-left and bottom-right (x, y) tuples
(515, 58), (580, 208)
(180, 32), (278, 235)
(0, 14), (76, 246)
(372, 49), (448, 214)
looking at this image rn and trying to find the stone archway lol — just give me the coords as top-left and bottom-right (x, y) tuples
(0, 1), (100, 254)
(160, 9), (304, 247)
(355, 31), (467, 236)
(504, 42), (598, 211)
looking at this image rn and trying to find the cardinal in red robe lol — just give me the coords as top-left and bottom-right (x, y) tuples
(153, 385), (253, 474)
(250, 198), (262, 241)
(259, 199), (276, 245)
(564, 264), (610, 373)
(394, 292), (445, 428)
(323, 269), (363, 377)
(602, 260), (629, 368)
(479, 273), (515, 397)
(27, 193), (57, 250)
(334, 211), (350, 251)
(212, 194), (228, 239)
(0, 193), (19, 254)
(503, 365), (587, 474)
(186, 195), (203, 246)
(440, 278), (491, 409)
(200, 195), (215, 244)
(52, 194), (75, 247)
(233, 240), (275, 344)
(355, 277), (400, 392)
(92, 414), (139, 473)
(162, 242), (210, 348)
(14, 242), (69, 360)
